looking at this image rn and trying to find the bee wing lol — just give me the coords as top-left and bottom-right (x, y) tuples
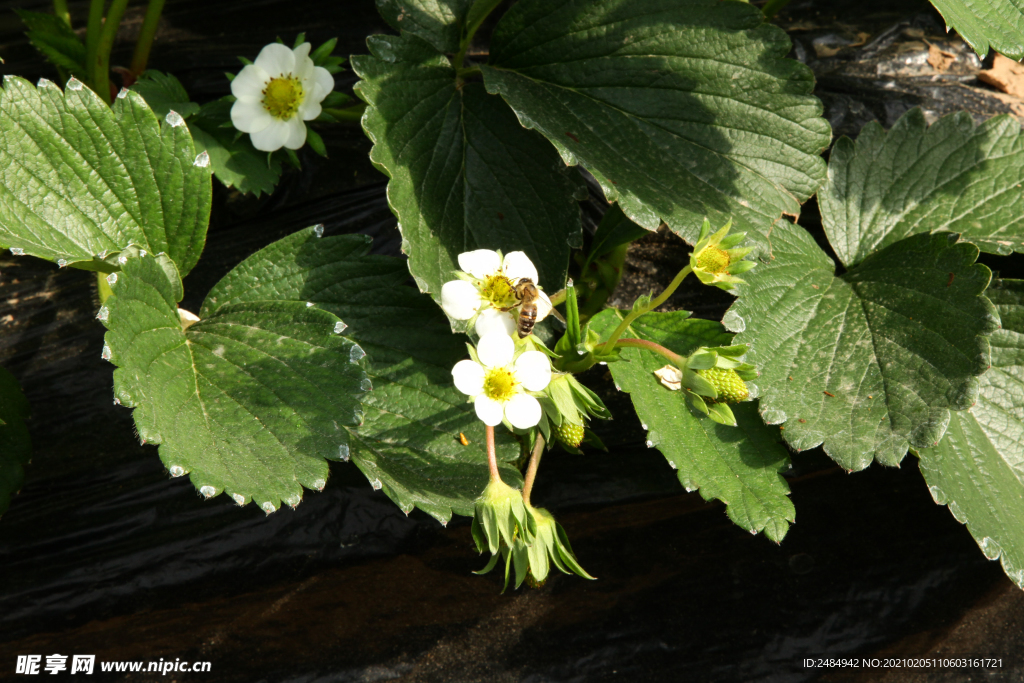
(534, 290), (554, 322)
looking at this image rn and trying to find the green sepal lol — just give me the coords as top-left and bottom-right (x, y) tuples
(707, 402), (737, 427)
(306, 127), (328, 158)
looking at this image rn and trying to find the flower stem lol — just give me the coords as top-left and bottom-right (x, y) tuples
(92, 0), (130, 104)
(85, 0), (105, 87)
(596, 265), (692, 355)
(521, 434), (545, 508)
(129, 0), (165, 77)
(614, 338), (683, 365)
(322, 103), (367, 122)
(453, 0), (503, 69)
(486, 425), (500, 482)
(53, 0), (71, 27)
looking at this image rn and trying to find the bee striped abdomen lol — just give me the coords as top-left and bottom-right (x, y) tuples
(514, 278), (540, 338)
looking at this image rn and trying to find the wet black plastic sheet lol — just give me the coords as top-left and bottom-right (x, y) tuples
(1, 0), (1023, 681)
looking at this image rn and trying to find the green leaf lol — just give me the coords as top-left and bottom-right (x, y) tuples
(822, 110), (1024, 263)
(200, 227), (522, 522)
(0, 367), (31, 518)
(481, 0), (831, 256)
(101, 252), (369, 511)
(15, 9), (86, 76)
(188, 97), (284, 197)
(130, 70), (201, 120)
(727, 222), (1000, 470)
(375, 0), (473, 53)
(918, 279), (1024, 589)
(0, 76), (211, 276)
(927, 0), (1024, 60)
(352, 34), (583, 299)
(589, 309), (795, 541)
(585, 205), (649, 266)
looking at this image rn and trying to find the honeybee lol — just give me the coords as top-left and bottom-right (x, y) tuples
(514, 278), (541, 338)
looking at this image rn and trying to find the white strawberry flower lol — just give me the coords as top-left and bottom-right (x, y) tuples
(451, 332), (552, 429)
(440, 249), (553, 337)
(230, 42), (334, 152)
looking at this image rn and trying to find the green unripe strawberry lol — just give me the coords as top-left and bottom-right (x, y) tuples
(556, 421), (585, 448)
(696, 367), (749, 404)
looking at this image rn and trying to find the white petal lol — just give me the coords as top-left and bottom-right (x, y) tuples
(475, 308), (516, 337)
(514, 351), (552, 391)
(283, 117), (307, 149)
(249, 119), (290, 152)
(312, 67), (335, 102)
(298, 98), (322, 121)
(452, 360), (485, 396)
(440, 280), (481, 320)
(533, 290), (553, 322)
(255, 42), (295, 77)
(292, 43), (313, 79)
(477, 332), (514, 368)
(230, 99), (272, 134)
(504, 394), (542, 429)
(458, 250), (501, 279)
(230, 64), (270, 99)
(502, 251), (538, 284)
(474, 395), (505, 426)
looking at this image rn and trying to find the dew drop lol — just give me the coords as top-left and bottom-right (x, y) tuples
(232, 493), (245, 506)
(116, 87), (129, 99)
(165, 110), (185, 127)
(980, 536), (1001, 560)
(440, 519), (448, 528)
(101, 343), (112, 361)
(350, 344), (366, 362)
(313, 224), (324, 238)
(614, 384), (622, 391)
(371, 478), (383, 490)
(106, 272), (118, 286)
(928, 485), (945, 504)
(67, 77), (83, 91)
(599, 361), (607, 365)
(10, 248), (24, 256)
(97, 250), (108, 259)
(641, 423), (648, 430)
(668, 461), (677, 469)
(200, 486), (216, 498)
(113, 397), (121, 406)
(138, 249), (147, 258)
(722, 309), (746, 333)
(645, 439), (654, 448)
(118, 255), (128, 265)
(193, 151), (210, 168)
(566, 278), (575, 287)
(684, 486), (695, 493)
(285, 495), (301, 508)
(57, 258), (68, 268)
(333, 321), (348, 334)
(338, 443), (351, 462)
(306, 301), (315, 308)
(261, 502), (277, 514)
(360, 378), (373, 392)
(37, 77), (54, 88)
(169, 465), (185, 477)
(96, 306), (109, 322)
(313, 479), (326, 491)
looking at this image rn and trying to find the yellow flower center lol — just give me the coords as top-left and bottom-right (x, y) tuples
(262, 76), (304, 120)
(478, 274), (519, 310)
(695, 246), (730, 274)
(483, 367), (517, 402)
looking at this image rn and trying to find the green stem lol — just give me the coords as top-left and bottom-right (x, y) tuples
(761, 0), (793, 19)
(486, 425), (500, 483)
(596, 265), (692, 355)
(521, 434), (545, 508)
(614, 338), (683, 365)
(53, 0), (71, 27)
(322, 103), (367, 122)
(453, 0), (503, 69)
(96, 271), (114, 304)
(85, 0), (105, 87)
(92, 0), (129, 103)
(129, 0), (165, 77)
